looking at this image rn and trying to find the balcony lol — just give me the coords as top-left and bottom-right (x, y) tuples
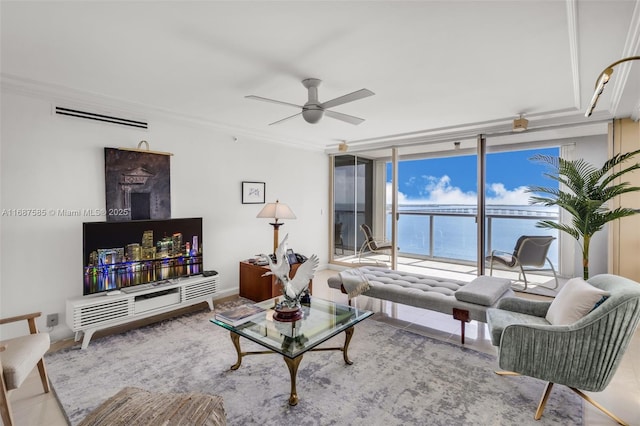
(334, 206), (560, 295)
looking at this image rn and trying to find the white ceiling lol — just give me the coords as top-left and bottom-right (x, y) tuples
(2, 1), (639, 154)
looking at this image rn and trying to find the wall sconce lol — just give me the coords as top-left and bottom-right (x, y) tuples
(257, 200), (296, 253)
(585, 56), (640, 117)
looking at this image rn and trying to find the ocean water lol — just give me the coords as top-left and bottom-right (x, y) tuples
(337, 205), (559, 268)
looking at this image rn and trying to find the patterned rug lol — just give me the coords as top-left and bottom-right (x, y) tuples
(46, 302), (582, 425)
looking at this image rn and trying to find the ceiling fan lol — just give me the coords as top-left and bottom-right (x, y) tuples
(245, 78), (374, 126)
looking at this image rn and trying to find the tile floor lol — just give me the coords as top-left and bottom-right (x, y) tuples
(5, 268), (640, 425)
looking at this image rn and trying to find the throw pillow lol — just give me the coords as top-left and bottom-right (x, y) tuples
(545, 277), (609, 325)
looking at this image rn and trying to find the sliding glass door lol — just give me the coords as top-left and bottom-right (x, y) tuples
(484, 146), (560, 279)
(331, 140), (561, 281)
(388, 150), (479, 266)
(332, 155), (373, 261)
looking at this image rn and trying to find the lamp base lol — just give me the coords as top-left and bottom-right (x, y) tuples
(270, 222), (284, 254)
(273, 305), (303, 322)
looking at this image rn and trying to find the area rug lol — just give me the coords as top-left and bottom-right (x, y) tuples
(46, 304), (582, 425)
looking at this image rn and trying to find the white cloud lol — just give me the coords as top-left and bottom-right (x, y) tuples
(486, 183), (531, 205)
(387, 176), (532, 205)
(386, 182), (413, 204)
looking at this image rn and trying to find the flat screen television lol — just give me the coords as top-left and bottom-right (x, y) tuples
(83, 218), (203, 295)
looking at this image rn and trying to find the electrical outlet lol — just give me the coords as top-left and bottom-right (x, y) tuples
(47, 313), (59, 327)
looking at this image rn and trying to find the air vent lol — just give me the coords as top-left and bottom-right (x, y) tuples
(55, 106), (148, 129)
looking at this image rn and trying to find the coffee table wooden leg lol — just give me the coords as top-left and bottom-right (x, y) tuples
(230, 331), (242, 370)
(283, 355), (303, 406)
(343, 326), (354, 365)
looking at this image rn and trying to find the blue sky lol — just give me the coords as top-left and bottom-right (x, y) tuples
(386, 147), (559, 205)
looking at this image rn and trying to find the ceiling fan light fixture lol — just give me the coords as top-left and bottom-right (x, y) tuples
(338, 142), (349, 152)
(512, 115), (528, 132)
(302, 106), (323, 124)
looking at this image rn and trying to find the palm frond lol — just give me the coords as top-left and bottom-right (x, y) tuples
(601, 207), (638, 223)
(527, 186), (561, 197)
(601, 148), (640, 174)
(600, 185), (640, 202)
(535, 220), (581, 240)
(600, 163), (640, 188)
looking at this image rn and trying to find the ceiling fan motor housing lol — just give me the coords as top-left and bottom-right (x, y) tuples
(302, 78), (324, 123)
(302, 104), (324, 123)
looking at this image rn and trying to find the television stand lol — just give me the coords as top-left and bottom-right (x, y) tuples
(66, 274), (219, 349)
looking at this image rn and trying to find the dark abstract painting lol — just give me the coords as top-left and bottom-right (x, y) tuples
(104, 148), (171, 222)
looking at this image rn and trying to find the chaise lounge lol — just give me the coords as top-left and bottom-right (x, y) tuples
(328, 266), (514, 344)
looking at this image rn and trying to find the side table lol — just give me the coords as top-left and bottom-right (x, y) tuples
(239, 261), (312, 302)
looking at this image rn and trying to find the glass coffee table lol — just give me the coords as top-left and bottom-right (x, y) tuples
(210, 297), (373, 406)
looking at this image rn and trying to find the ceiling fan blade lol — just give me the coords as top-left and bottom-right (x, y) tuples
(324, 110), (365, 125)
(269, 112), (302, 126)
(321, 88), (375, 109)
(245, 95), (302, 109)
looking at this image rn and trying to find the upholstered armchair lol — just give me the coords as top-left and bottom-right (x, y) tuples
(486, 274), (640, 425)
(0, 312), (51, 426)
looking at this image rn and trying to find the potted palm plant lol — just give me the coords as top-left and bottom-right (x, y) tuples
(527, 149), (640, 279)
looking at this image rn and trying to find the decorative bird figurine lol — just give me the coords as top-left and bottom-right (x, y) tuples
(262, 235), (319, 320)
(261, 234), (290, 281)
(281, 254), (319, 302)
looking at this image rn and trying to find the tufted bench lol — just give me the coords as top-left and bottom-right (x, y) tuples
(327, 266), (514, 344)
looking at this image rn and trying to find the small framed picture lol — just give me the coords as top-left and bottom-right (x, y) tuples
(242, 181), (265, 204)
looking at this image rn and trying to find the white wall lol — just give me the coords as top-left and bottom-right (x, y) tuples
(0, 90), (328, 341)
(562, 134), (609, 278)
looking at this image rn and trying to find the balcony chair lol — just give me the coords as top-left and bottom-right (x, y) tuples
(486, 274), (640, 425)
(486, 235), (558, 290)
(0, 312), (51, 426)
(358, 224), (394, 262)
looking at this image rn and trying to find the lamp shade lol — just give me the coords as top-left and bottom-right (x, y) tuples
(257, 200), (296, 254)
(256, 200), (296, 221)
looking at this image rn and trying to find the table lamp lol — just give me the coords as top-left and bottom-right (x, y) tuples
(257, 200), (296, 253)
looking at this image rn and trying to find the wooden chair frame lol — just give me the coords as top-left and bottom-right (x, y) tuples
(0, 312), (50, 426)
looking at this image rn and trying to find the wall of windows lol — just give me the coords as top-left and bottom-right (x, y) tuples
(333, 143), (560, 275)
(331, 135), (608, 279)
(386, 146), (560, 271)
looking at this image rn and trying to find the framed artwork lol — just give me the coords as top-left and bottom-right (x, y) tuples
(242, 181), (265, 204)
(104, 148), (171, 222)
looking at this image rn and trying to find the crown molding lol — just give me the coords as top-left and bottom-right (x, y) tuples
(566, 0), (581, 110)
(0, 73), (324, 152)
(610, 0), (640, 116)
(325, 109), (612, 155)
(343, 107), (586, 144)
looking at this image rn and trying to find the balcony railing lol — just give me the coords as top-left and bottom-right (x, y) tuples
(334, 206), (559, 268)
